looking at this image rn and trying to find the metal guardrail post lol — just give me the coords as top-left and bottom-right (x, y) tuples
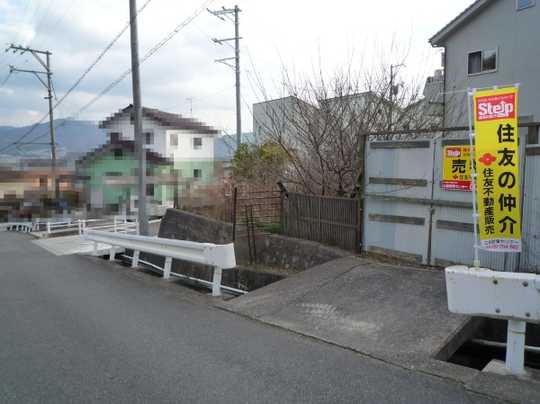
(113, 216), (118, 233)
(506, 320), (527, 375)
(109, 247), (116, 261)
(47, 221), (51, 234)
(212, 266), (223, 297)
(163, 257), (172, 280)
(132, 250), (140, 268)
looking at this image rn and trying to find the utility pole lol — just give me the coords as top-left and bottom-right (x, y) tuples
(129, 0), (148, 235)
(208, 5), (242, 149)
(388, 63), (405, 131)
(7, 44), (58, 201)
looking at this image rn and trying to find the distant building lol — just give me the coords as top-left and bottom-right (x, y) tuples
(0, 167), (82, 219)
(253, 96), (318, 143)
(430, 0), (540, 134)
(76, 139), (177, 215)
(99, 105), (219, 184)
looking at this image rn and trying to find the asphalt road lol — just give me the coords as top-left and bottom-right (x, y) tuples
(0, 232), (501, 404)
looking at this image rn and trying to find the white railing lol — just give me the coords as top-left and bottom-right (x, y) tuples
(77, 216), (139, 235)
(445, 266), (540, 376)
(2, 216), (141, 236)
(83, 229), (237, 297)
(0, 222), (33, 232)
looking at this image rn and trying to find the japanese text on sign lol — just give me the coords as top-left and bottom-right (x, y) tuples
(442, 146), (472, 191)
(474, 87), (521, 252)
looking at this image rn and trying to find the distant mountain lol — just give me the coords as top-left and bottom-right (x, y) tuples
(214, 132), (258, 161)
(0, 120), (107, 158)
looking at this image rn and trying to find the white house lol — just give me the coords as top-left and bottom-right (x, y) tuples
(99, 105), (219, 183)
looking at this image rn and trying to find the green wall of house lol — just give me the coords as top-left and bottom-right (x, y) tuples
(173, 160), (215, 184)
(82, 154), (174, 209)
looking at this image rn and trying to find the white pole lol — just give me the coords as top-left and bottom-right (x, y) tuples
(109, 247), (115, 261)
(467, 89), (481, 268)
(212, 266), (223, 297)
(163, 256), (172, 280)
(506, 320), (527, 375)
(132, 250), (140, 268)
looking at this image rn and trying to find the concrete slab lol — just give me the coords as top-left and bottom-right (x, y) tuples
(32, 235), (113, 256)
(225, 257), (469, 364)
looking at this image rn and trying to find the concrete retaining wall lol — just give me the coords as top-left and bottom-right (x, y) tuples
(159, 209), (351, 273)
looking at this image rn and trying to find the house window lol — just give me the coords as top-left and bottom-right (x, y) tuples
(145, 132), (154, 145)
(517, 0), (535, 10)
(146, 166), (153, 176)
(468, 49), (497, 75)
(193, 169), (202, 179)
(146, 183), (154, 196)
(105, 172), (122, 176)
(193, 137), (202, 150)
(110, 132), (121, 143)
(113, 149), (123, 159)
(170, 133), (178, 147)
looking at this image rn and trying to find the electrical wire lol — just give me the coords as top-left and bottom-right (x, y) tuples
(53, 0), (155, 110)
(14, 0), (217, 152)
(0, 0), (156, 155)
(0, 71), (12, 88)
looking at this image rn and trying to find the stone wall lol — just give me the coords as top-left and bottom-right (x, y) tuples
(159, 209), (351, 273)
(158, 208), (233, 244)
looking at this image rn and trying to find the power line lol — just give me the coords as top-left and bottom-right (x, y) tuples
(53, 0), (154, 110)
(17, 0), (217, 149)
(0, 0), (155, 155)
(0, 71), (12, 88)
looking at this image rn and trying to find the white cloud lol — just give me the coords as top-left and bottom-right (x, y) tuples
(0, 0), (473, 132)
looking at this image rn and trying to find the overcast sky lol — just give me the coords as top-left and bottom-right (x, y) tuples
(0, 0), (472, 133)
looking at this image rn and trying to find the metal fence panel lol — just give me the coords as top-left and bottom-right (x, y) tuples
(284, 193), (360, 252)
(364, 124), (539, 273)
(364, 139), (434, 264)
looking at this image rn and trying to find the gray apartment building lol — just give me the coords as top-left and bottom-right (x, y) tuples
(430, 0), (539, 132)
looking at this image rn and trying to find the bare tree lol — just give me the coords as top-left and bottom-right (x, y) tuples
(251, 57), (442, 197)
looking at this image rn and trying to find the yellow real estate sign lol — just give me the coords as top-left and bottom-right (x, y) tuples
(473, 87), (521, 252)
(442, 145), (472, 191)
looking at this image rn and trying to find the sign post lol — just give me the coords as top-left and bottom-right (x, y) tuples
(456, 85), (528, 377)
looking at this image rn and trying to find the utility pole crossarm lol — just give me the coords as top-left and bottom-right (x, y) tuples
(7, 44), (50, 72)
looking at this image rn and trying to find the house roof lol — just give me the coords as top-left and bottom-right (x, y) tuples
(76, 139), (171, 168)
(429, 0), (493, 47)
(99, 105), (219, 135)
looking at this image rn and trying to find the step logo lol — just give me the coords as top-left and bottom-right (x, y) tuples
(476, 92), (515, 121)
(446, 147), (462, 158)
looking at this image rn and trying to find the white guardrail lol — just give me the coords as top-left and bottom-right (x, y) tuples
(83, 229), (237, 297)
(1, 216), (140, 235)
(445, 266), (540, 376)
(0, 222), (33, 232)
